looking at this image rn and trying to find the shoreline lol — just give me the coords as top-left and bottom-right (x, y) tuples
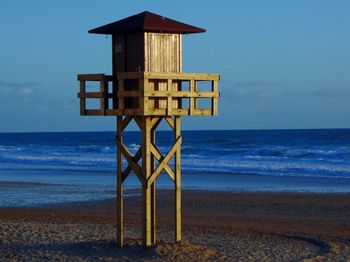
(1, 172), (350, 208)
(1, 179), (350, 209)
(1, 189), (350, 260)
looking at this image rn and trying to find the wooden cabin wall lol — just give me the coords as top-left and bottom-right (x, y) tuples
(112, 32), (183, 111)
(112, 34), (126, 73)
(113, 32), (145, 73)
(145, 33), (182, 110)
(144, 33), (181, 72)
(113, 33), (144, 109)
(126, 33), (144, 72)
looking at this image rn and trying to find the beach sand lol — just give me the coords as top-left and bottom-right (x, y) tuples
(1, 189), (350, 261)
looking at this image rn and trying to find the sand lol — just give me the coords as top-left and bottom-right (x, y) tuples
(1, 189), (350, 261)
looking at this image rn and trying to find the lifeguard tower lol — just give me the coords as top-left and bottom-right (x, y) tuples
(77, 11), (220, 248)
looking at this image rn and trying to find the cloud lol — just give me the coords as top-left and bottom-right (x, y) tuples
(0, 80), (76, 111)
(220, 79), (278, 102)
(283, 88), (350, 98)
(5, 86), (58, 106)
(0, 81), (42, 88)
(232, 81), (278, 88)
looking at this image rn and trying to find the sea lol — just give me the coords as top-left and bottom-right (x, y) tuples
(0, 129), (350, 207)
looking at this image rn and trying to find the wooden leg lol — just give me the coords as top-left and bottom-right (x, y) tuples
(175, 116), (182, 242)
(151, 181), (156, 244)
(142, 117), (152, 248)
(150, 122), (156, 244)
(143, 184), (152, 248)
(117, 116), (124, 247)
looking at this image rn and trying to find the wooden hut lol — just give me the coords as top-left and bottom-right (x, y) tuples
(77, 11), (220, 248)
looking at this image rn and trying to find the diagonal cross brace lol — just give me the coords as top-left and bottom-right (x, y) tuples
(117, 137), (145, 186)
(150, 143), (175, 182)
(122, 146), (142, 182)
(147, 135), (182, 187)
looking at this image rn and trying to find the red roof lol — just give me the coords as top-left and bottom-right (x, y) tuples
(88, 11), (205, 35)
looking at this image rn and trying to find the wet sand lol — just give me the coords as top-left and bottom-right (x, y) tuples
(1, 189), (350, 261)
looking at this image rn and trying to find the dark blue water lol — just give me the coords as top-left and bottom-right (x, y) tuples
(0, 129), (350, 206)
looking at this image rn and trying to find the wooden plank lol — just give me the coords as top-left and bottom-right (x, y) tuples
(116, 116), (124, 247)
(77, 74), (104, 81)
(118, 79), (124, 112)
(133, 116), (143, 130)
(78, 92), (102, 99)
(150, 143), (175, 181)
(122, 116), (132, 131)
(79, 81), (86, 115)
(165, 116), (175, 129)
(138, 79), (144, 114)
(191, 109), (212, 116)
(144, 91), (218, 98)
(143, 78), (151, 115)
(142, 183), (152, 248)
(189, 79), (195, 115)
(105, 109), (119, 116)
(142, 117), (152, 248)
(85, 108), (212, 117)
(150, 116), (162, 130)
(170, 109), (189, 115)
(77, 74), (113, 81)
(105, 75), (114, 81)
(84, 110), (102, 116)
(78, 92), (114, 99)
(117, 91), (142, 97)
(147, 135), (182, 186)
(145, 108), (166, 116)
(179, 34), (182, 73)
(167, 79), (172, 115)
(123, 109), (143, 115)
(117, 138), (145, 185)
(212, 80), (218, 115)
(158, 80), (167, 110)
(175, 116), (182, 242)
(144, 72), (220, 81)
(150, 121), (156, 244)
(100, 80), (106, 115)
(121, 146), (142, 182)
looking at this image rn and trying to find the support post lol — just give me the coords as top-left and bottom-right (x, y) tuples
(117, 116), (124, 247)
(175, 116), (182, 242)
(150, 121), (156, 244)
(142, 117), (152, 248)
(115, 115), (182, 248)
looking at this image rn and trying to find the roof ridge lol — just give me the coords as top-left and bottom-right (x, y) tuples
(88, 11), (205, 35)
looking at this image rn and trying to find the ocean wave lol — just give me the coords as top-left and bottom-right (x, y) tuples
(181, 158), (350, 177)
(1, 129), (350, 181)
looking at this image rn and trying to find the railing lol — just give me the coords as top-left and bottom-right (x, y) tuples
(77, 72), (220, 116)
(77, 74), (115, 116)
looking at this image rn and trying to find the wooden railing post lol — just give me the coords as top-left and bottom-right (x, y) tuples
(212, 80), (218, 115)
(118, 77), (124, 115)
(79, 80), (86, 115)
(100, 77), (107, 115)
(189, 79), (195, 115)
(167, 79), (173, 115)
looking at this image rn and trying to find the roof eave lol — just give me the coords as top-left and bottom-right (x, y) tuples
(88, 28), (206, 35)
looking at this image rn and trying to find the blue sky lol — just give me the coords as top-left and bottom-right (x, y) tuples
(0, 1), (349, 132)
